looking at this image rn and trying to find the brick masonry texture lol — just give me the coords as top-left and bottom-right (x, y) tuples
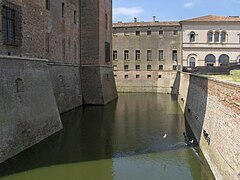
(0, 0), (117, 163)
(0, 56), (62, 163)
(178, 72), (240, 180)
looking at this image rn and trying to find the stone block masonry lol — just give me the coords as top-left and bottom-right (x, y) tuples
(48, 64), (83, 113)
(114, 70), (180, 94)
(0, 56), (63, 164)
(178, 72), (240, 180)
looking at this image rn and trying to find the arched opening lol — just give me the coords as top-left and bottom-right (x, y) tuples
(219, 54), (229, 66)
(190, 31), (195, 42)
(15, 78), (24, 93)
(207, 31), (213, 42)
(189, 57), (196, 67)
(205, 54), (215, 66)
(214, 31), (220, 42)
(221, 31), (227, 43)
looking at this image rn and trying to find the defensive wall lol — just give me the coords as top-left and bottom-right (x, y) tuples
(178, 72), (240, 180)
(114, 70), (180, 94)
(0, 56), (63, 163)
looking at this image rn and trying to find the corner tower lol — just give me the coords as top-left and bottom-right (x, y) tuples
(80, 0), (117, 104)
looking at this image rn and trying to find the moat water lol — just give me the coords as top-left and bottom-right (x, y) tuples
(0, 93), (214, 180)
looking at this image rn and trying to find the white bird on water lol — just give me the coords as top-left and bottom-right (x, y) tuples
(163, 133), (167, 139)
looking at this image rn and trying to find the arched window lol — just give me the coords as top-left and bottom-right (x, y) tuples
(214, 31), (220, 42)
(189, 57), (196, 67)
(207, 31), (213, 42)
(205, 54), (216, 66)
(190, 31), (195, 42)
(219, 54), (229, 66)
(15, 78), (24, 93)
(221, 31), (227, 43)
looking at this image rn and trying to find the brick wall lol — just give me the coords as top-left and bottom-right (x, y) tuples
(178, 72), (240, 180)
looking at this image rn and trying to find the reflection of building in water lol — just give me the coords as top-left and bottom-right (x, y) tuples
(0, 0), (117, 164)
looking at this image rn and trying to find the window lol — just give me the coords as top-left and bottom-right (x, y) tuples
(74, 11), (77, 24)
(159, 65), (163, 70)
(105, 42), (110, 62)
(173, 30), (177, 35)
(2, 3), (21, 45)
(46, 0), (50, 10)
(147, 65), (151, 70)
(208, 31), (213, 42)
(124, 65), (128, 70)
(205, 54), (216, 66)
(159, 30), (163, 35)
(62, 2), (65, 17)
(147, 75), (151, 78)
(124, 50), (129, 60)
(124, 74), (128, 79)
(62, 38), (65, 59)
(16, 78), (24, 93)
(46, 33), (50, 54)
(189, 57), (196, 67)
(147, 31), (151, 35)
(159, 50), (164, 60)
(136, 31), (140, 36)
(136, 65), (140, 70)
(113, 65), (117, 70)
(113, 50), (117, 60)
(135, 50), (141, 60)
(172, 50), (177, 61)
(74, 42), (77, 62)
(221, 31), (226, 43)
(158, 75), (162, 78)
(190, 31), (195, 42)
(219, 54), (229, 66)
(147, 50), (152, 61)
(214, 31), (220, 42)
(105, 13), (108, 30)
(136, 74), (140, 79)
(173, 65), (178, 70)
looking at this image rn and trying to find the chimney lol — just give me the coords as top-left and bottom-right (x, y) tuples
(134, 17), (137, 23)
(153, 16), (156, 22)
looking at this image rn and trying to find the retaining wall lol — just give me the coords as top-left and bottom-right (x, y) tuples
(48, 64), (83, 113)
(178, 72), (240, 180)
(0, 56), (62, 163)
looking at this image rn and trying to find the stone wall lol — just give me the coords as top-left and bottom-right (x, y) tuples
(48, 64), (83, 113)
(178, 72), (240, 180)
(114, 70), (180, 94)
(0, 56), (62, 164)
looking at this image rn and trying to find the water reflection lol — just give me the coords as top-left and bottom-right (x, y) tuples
(0, 93), (214, 179)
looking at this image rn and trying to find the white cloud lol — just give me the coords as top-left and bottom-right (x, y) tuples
(113, 7), (144, 17)
(183, 2), (195, 8)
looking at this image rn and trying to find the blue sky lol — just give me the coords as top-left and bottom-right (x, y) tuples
(113, 0), (240, 22)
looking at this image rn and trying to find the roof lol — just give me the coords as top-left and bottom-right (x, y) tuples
(113, 21), (180, 28)
(180, 15), (240, 23)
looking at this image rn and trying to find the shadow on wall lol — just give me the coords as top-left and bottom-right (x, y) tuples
(183, 74), (208, 143)
(171, 71), (180, 98)
(0, 99), (118, 177)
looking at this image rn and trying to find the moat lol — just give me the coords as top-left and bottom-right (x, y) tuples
(0, 93), (214, 180)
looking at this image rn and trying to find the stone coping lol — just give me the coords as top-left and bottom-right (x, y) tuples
(0, 55), (48, 62)
(81, 64), (113, 68)
(47, 62), (80, 67)
(182, 72), (240, 88)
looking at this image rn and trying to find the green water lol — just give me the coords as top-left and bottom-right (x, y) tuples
(0, 93), (214, 180)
